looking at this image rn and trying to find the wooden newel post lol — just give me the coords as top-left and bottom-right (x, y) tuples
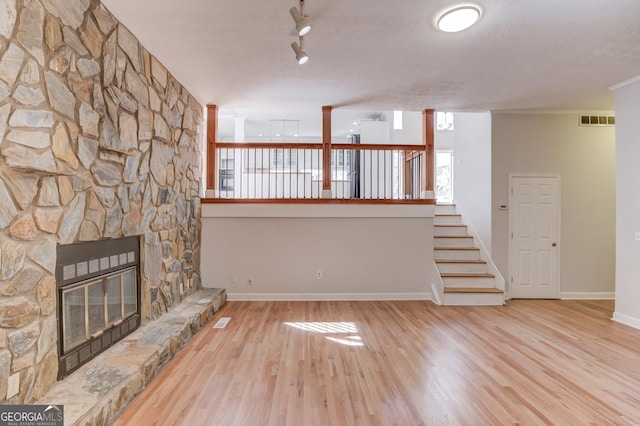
(322, 106), (332, 197)
(206, 105), (218, 193)
(422, 109), (435, 195)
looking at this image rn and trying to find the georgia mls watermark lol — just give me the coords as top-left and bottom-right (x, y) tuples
(0, 405), (63, 426)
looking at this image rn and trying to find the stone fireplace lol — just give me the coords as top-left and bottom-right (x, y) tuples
(1, 0), (203, 404)
(56, 237), (141, 378)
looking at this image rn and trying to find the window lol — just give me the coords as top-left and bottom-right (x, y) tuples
(219, 159), (234, 191)
(393, 110), (403, 130)
(436, 151), (453, 202)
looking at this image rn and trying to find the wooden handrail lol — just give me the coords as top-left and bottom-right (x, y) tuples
(331, 143), (426, 151)
(217, 142), (322, 150)
(216, 142), (426, 151)
(202, 198), (436, 205)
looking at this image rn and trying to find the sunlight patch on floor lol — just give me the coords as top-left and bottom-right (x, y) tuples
(284, 322), (364, 346)
(326, 336), (363, 346)
(284, 322), (358, 334)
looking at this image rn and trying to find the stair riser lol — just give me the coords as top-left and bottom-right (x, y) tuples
(435, 250), (481, 261)
(436, 263), (488, 274)
(433, 215), (462, 225)
(442, 277), (495, 288)
(434, 226), (468, 237)
(443, 292), (504, 306)
(435, 205), (457, 214)
(434, 237), (474, 248)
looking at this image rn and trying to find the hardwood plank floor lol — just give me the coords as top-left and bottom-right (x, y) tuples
(114, 300), (640, 425)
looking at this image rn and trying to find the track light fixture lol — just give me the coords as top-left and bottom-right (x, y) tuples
(289, 0), (311, 37)
(291, 37), (309, 65)
(289, 0), (311, 64)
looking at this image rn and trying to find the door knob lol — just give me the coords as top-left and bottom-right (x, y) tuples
(552, 242), (557, 247)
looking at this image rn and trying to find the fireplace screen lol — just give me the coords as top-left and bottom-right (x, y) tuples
(56, 237), (141, 379)
(61, 267), (137, 352)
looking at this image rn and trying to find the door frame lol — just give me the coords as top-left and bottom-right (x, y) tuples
(508, 173), (561, 299)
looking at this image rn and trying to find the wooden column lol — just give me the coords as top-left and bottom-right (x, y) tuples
(422, 109), (435, 194)
(322, 106), (332, 194)
(206, 104), (218, 192)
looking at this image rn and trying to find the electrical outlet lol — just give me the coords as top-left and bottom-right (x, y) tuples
(316, 270), (322, 279)
(231, 274), (238, 284)
(7, 372), (19, 399)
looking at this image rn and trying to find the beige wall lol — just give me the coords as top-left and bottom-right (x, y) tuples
(201, 204), (436, 299)
(491, 113), (615, 297)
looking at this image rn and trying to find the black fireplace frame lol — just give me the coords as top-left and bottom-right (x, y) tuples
(55, 236), (142, 379)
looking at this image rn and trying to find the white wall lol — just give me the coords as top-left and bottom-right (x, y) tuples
(361, 120), (390, 144)
(613, 77), (640, 327)
(492, 113), (616, 297)
(392, 111), (423, 145)
(435, 129), (454, 151)
(453, 112), (493, 252)
(201, 204), (436, 300)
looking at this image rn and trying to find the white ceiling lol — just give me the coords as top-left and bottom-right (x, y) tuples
(102, 0), (640, 137)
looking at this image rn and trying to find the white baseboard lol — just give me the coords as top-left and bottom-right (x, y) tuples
(612, 312), (640, 330)
(226, 292), (432, 302)
(560, 292), (615, 300)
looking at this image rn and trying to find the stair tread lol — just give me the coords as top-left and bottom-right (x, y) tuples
(434, 246), (480, 250)
(444, 287), (504, 294)
(441, 273), (495, 278)
(436, 259), (487, 264)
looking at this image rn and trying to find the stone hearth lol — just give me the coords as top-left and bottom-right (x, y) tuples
(1, 0), (204, 404)
(38, 288), (226, 425)
(38, 289), (227, 426)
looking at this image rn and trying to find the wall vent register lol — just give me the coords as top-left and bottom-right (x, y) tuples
(56, 236), (141, 379)
(579, 115), (615, 126)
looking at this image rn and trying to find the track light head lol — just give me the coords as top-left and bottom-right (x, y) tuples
(291, 41), (309, 65)
(289, 6), (311, 36)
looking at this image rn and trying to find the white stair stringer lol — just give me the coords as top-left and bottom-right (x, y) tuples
(434, 204), (505, 306)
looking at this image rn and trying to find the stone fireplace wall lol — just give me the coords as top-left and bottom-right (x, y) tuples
(0, 0), (203, 403)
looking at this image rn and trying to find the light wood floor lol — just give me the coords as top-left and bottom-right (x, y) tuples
(115, 299), (640, 425)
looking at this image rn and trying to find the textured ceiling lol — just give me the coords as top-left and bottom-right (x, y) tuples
(102, 0), (640, 130)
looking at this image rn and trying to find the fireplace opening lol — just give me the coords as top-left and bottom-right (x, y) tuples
(56, 236), (141, 379)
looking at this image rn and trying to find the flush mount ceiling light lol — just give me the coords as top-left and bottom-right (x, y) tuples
(436, 4), (481, 32)
(289, 0), (311, 36)
(291, 37), (309, 64)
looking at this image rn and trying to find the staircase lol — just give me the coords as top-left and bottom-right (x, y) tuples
(434, 204), (505, 306)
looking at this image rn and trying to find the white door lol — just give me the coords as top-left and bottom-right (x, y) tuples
(509, 176), (560, 298)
